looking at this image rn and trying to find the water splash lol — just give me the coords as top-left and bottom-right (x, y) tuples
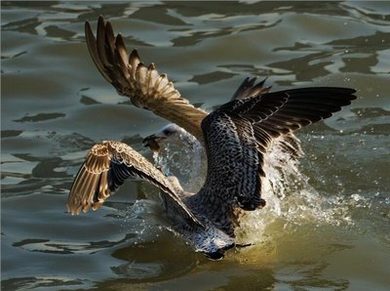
(151, 130), (359, 245)
(237, 135), (363, 244)
(117, 200), (166, 244)
(152, 131), (205, 192)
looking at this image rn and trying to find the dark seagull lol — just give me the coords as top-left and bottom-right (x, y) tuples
(68, 16), (356, 260)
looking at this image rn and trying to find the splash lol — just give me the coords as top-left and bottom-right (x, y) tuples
(152, 130), (205, 192)
(151, 131), (357, 245)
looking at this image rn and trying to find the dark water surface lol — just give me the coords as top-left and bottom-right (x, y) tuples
(1, 1), (389, 290)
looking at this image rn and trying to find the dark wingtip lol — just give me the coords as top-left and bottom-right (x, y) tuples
(105, 20), (115, 42)
(98, 15), (105, 23)
(248, 77), (256, 86)
(130, 49), (140, 60)
(115, 33), (126, 47)
(258, 76), (268, 87)
(97, 15), (106, 31)
(334, 87), (357, 100)
(349, 88), (358, 100)
(85, 20), (93, 35)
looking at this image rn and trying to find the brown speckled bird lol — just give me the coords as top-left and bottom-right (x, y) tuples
(68, 16), (356, 259)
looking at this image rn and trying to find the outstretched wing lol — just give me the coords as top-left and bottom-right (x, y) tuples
(85, 16), (207, 140)
(201, 87), (356, 210)
(67, 140), (202, 226)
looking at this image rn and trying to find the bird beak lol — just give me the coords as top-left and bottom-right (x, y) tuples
(142, 134), (166, 153)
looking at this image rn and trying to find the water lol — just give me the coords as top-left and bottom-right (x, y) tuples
(1, 1), (389, 290)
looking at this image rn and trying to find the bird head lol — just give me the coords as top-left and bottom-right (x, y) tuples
(190, 226), (236, 261)
(143, 124), (181, 152)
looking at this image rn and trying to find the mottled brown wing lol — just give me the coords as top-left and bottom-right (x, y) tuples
(85, 16), (207, 140)
(201, 87), (356, 210)
(67, 140), (202, 226)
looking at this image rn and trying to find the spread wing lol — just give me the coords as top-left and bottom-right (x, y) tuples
(67, 140), (202, 226)
(201, 87), (356, 210)
(85, 16), (207, 140)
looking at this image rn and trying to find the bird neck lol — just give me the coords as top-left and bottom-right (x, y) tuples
(151, 101), (207, 142)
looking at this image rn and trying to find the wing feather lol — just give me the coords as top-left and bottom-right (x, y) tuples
(201, 87), (356, 210)
(231, 77), (271, 100)
(67, 140), (202, 226)
(85, 17), (207, 140)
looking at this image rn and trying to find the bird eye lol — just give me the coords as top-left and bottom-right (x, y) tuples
(163, 127), (177, 136)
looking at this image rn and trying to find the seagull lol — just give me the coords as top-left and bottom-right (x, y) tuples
(68, 16), (356, 259)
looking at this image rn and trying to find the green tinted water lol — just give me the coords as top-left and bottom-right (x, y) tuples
(2, 1), (389, 290)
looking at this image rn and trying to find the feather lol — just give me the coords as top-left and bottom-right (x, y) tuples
(67, 141), (203, 227)
(85, 16), (207, 141)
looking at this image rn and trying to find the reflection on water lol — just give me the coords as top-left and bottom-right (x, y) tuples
(1, 1), (389, 290)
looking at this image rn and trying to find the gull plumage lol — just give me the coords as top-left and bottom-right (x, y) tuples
(68, 16), (356, 259)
